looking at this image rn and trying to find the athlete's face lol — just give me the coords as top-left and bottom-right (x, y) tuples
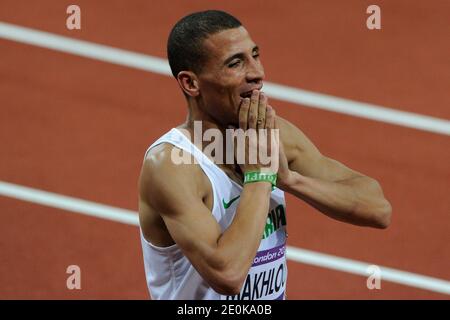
(197, 26), (265, 127)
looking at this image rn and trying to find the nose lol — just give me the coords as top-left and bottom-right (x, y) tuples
(246, 58), (265, 85)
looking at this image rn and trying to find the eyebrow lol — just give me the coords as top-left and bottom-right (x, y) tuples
(223, 46), (259, 65)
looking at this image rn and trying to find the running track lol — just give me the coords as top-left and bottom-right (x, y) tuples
(0, 0), (449, 299)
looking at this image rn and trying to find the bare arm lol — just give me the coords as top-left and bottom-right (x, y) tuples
(139, 145), (272, 295)
(276, 116), (392, 228)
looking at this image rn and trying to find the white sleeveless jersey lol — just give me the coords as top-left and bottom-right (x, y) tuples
(140, 128), (288, 300)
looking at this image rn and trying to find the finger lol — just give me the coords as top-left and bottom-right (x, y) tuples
(248, 90), (259, 129)
(274, 111), (280, 130)
(264, 105), (275, 159)
(265, 104), (275, 129)
(273, 113), (281, 152)
(239, 98), (250, 130)
(257, 92), (267, 130)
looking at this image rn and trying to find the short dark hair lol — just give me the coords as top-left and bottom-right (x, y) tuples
(167, 10), (242, 78)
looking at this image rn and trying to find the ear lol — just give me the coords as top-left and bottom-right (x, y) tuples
(177, 71), (200, 97)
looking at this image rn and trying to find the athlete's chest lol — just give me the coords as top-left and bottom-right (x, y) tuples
(217, 164), (244, 187)
(201, 165), (241, 212)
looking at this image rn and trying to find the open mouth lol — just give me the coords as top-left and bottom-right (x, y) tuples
(240, 91), (255, 99)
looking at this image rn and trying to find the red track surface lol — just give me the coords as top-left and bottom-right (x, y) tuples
(0, 0), (449, 299)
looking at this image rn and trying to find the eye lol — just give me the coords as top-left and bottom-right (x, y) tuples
(253, 53), (260, 59)
(228, 60), (241, 68)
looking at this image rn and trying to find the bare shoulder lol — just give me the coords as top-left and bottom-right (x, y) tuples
(276, 115), (322, 162)
(139, 143), (209, 213)
(138, 143), (213, 246)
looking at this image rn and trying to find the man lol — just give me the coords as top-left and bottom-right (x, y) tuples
(138, 10), (392, 300)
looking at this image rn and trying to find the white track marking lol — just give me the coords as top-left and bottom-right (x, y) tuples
(1, 21), (449, 136)
(286, 246), (450, 295)
(0, 181), (138, 226)
(1, 180), (449, 295)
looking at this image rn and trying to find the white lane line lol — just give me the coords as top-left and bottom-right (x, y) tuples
(264, 83), (450, 135)
(0, 21), (170, 76)
(1, 180), (449, 295)
(1, 21), (449, 136)
(0, 181), (138, 226)
(286, 247), (450, 296)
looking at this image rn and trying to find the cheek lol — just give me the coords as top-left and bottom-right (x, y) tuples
(212, 86), (238, 106)
(213, 92), (239, 120)
(200, 76), (241, 109)
(224, 90), (240, 109)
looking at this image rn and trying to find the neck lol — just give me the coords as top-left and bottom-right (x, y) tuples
(178, 98), (239, 173)
(181, 97), (228, 137)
